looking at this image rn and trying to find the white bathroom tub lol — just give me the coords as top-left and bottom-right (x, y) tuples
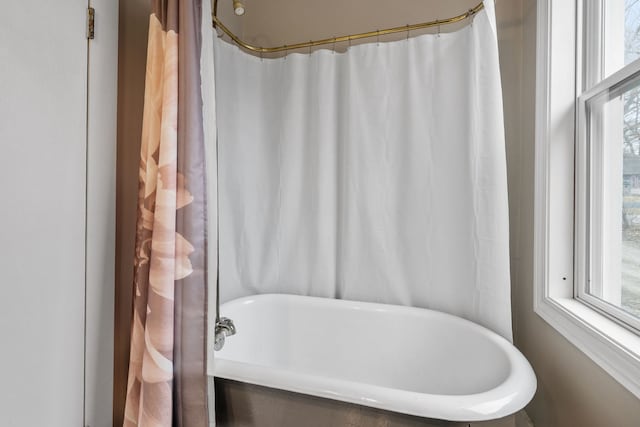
(211, 294), (536, 422)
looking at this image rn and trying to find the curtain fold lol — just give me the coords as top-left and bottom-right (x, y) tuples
(200, 0), (219, 421)
(214, 0), (512, 339)
(124, 0), (209, 425)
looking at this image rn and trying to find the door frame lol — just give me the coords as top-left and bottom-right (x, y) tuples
(85, 0), (118, 425)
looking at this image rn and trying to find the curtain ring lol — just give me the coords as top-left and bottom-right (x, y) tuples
(309, 41), (312, 56)
(332, 37), (336, 54)
(376, 30), (380, 46)
(284, 45), (288, 60)
(260, 48), (263, 61)
(468, 9), (474, 26)
(437, 20), (441, 38)
(406, 24), (410, 41)
(348, 36), (352, 49)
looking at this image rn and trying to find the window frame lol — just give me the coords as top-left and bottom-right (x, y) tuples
(534, 0), (640, 399)
(576, 59), (640, 334)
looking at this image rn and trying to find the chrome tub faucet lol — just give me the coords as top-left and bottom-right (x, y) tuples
(214, 317), (236, 351)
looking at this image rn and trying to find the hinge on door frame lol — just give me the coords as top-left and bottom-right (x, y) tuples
(87, 7), (95, 40)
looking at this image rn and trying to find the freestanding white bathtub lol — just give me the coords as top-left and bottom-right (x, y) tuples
(211, 294), (536, 422)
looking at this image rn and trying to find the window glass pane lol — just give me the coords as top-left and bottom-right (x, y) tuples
(601, 0), (640, 79)
(622, 79), (640, 317)
(626, 0), (640, 65)
(586, 73), (640, 321)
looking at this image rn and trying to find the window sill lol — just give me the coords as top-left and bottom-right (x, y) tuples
(534, 296), (640, 398)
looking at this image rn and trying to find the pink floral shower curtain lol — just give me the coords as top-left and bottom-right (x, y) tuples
(124, 0), (209, 425)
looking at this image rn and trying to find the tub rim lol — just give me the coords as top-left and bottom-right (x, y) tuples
(210, 293), (537, 422)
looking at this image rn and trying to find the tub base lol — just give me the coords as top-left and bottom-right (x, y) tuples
(213, 378), (518, 427)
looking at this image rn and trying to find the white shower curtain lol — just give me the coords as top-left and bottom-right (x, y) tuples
(213, 0), (511, 339)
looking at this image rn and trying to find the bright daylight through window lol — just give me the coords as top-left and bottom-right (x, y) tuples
(579, 0), (640, 330)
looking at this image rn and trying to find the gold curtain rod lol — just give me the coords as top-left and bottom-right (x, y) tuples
(212, 2), (485, 54)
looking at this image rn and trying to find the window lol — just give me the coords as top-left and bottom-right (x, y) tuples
(577, 0), (640, 333)
(535, 0), (640, 399)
